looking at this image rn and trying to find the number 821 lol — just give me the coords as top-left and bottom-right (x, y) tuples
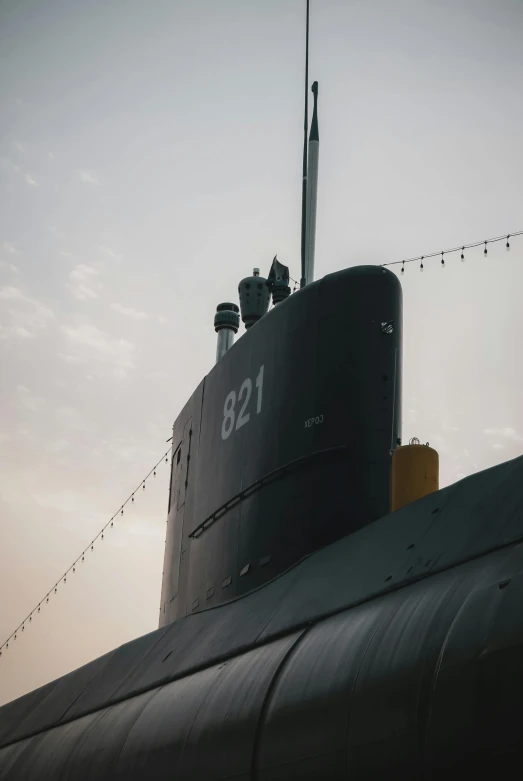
(221, 365), (264, 440)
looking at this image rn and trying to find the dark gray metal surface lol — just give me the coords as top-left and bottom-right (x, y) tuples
(1, 455), (523, 779)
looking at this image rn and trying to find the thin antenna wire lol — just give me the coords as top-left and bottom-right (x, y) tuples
(300, 0), (310, 289)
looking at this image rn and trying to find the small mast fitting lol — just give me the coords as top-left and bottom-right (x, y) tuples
(214, 303), (239, 363)
(304, 81), (319, 286)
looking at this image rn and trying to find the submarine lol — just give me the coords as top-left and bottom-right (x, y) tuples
(2, 9), (523, 781)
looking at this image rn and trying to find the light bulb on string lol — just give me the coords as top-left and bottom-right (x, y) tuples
(420, 256), (424, 272)
(111, 521), (113, 527)
(131, 495), (134, 503)
(441, 252), (445, 268)
(153, 470), (156, 477)
(165, 456), (168, 463)
(484, 241), (488, 255)
(142, 481), (145, 491)
(506, 235), (511, 250)
(461, 247), (465, 261)
(401, 261), (405, 274)
(121, 507), (124, 515)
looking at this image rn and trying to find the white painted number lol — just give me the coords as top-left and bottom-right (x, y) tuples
(236, 378), (252, 430)
(221, 391), (236, 440)
(221, 365), (264, 440)
(255, 364), (264, 414)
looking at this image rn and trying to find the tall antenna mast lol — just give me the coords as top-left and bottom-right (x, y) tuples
(299, 0), (310, 289)
(304, 81), (319, 285)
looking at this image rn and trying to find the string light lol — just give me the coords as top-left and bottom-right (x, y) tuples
(1, 447), (171, 657)
(381, 229), (522, 271)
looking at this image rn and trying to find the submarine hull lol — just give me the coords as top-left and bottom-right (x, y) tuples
(1, 455), (523, 779)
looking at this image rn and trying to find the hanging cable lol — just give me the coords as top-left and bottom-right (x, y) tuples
(0, 446), (171, 656)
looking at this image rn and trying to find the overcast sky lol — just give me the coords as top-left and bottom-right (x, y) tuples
(1, 0), (522, 705)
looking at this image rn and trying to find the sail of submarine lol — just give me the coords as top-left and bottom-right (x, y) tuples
(2, 5), (523, 780)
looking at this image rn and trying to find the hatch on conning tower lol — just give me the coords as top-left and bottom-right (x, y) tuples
(238, 267), (270, 329)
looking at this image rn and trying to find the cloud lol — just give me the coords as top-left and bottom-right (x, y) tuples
(492, 443), (505, 451)
(78, 170), (100, 185)
(110, 302), (148, 321)
(0, 286), (54, 338)
(57, 353), (83, 365)
(2, 243), (18, 255)
(484, 427), (523, 442)
(13, 142), (25, 152)
(25, 173), (38, 187)
(67, 264), (101, 300)
(48, 226), (65, 239)
(17, 425), (36, 441)
(34, 488), (87, 513)
(17, 385), (45, 411)
(62, 322), (136, 377)
(48, 152), (55, 160)
(47, 439), (70, 453)
(0, 260), (18, 273)
(156, 314), (169, 324)
(98, 246), (123, 261)
(0, 325), (33, 339)
(54, 406), (88, 431)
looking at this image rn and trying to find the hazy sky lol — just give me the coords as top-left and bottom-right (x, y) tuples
(1, 0), (522, 705)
